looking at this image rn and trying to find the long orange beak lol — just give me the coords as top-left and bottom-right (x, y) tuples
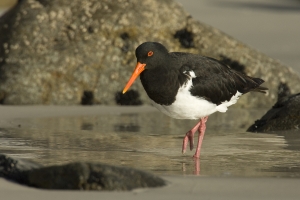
(122, 62), (146, 94)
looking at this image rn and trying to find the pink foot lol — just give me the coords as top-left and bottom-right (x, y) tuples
(182, 121), (201, 154)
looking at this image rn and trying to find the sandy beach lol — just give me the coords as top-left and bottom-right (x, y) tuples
(1, 175), (300, 200)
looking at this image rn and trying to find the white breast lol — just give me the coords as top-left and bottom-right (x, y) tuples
(151, 74), (242, 120)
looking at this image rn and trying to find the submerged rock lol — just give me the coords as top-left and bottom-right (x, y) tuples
(0, 154), (42, 184)
(0, 154), (166, 190)
(247, 83), (300, 132)
(115, 90), (142, 105)
(0, 0), (299, 106)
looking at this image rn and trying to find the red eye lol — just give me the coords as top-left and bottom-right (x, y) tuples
(147, 51), (154, 57)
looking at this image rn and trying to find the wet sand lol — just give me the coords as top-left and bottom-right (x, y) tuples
(1, 105), (300, 199)
(1, 106), (298, 177)
(1, 176), (300, 200)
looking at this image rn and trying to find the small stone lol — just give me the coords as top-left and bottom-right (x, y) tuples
(115, 90), (142, 105)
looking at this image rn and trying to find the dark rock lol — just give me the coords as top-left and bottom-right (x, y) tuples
(115, 90), (142, 105)
(219, 55), (246, 74)
(120, 32), (130, 40)
(0, 154), (165, 190)
(120, 32), (131, 53)
(0, 154), (41, 184)
(34, 0), (49, 7)
(247, 83), (300, 132)
(87, 26), (94, 34)
(27, 162), (165, 190)
(81, 90), (94, 105)
(0, 0), (299, 106)
(174, 28), (194, 48)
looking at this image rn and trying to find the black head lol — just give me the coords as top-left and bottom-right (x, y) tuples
(123, 42), (169, 94)
(135, 42), (170, 69)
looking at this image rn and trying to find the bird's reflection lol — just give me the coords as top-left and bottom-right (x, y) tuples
(182, 158), (201, 175)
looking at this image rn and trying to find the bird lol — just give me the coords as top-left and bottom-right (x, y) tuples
(122, 42), (267, 159)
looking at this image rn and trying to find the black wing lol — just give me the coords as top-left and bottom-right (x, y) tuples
(177, 55), (267, 105)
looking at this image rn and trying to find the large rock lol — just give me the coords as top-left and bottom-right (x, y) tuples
(0, 154), (166, 190)
(0, 0), (299, 106)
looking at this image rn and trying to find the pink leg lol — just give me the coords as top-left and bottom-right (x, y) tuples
(193, 116), (208, 158)
(182, 121), (201, 154)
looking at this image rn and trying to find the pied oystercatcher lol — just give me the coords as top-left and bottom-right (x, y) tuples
(123, 42), (267, 158)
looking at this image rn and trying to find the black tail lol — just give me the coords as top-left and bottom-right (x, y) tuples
(250, 78), (268, 93)
(233, 71), (268, 94)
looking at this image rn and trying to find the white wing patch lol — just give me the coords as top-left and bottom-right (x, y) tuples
(188, 71), (196, 78)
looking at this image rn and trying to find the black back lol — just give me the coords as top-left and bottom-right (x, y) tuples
(137, 42), (267, 106)
(173, 53), (267, 105)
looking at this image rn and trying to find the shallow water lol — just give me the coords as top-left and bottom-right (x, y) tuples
(0, 108), (300, 177)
